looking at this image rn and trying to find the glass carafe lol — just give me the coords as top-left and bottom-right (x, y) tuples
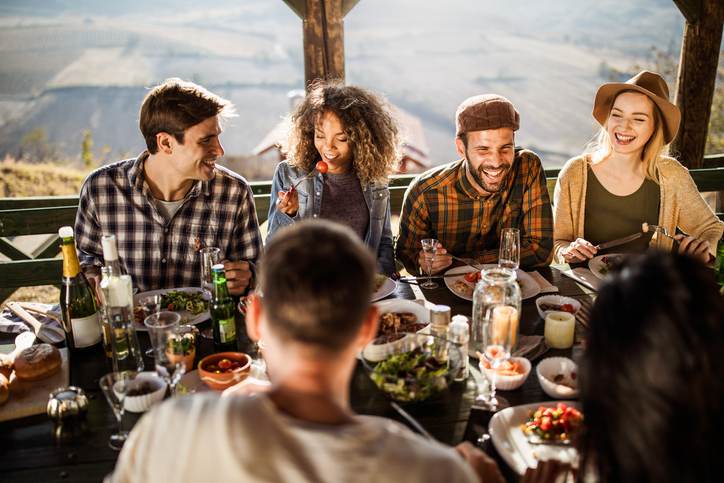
(471, 267), (521, 356)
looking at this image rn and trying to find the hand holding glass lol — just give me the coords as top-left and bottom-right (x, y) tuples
(420, 238), (439, 289)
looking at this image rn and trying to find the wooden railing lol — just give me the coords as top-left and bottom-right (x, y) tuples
(1, 166), (723, 302)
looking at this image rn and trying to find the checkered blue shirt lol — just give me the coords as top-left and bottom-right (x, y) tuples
(74, 153), (263, 292)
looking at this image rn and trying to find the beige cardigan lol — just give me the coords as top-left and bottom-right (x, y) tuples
(553, 155), (723, 263)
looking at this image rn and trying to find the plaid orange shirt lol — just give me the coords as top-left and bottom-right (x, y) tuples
(396, 149), (553, 274)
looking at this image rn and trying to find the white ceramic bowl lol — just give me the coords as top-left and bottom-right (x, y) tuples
(535, 295), (581, 320)
(536, 357), (579, 399)
(479, 356), (531, 390)
(123, 372), (167, 412)
(363, 299), (431, 362)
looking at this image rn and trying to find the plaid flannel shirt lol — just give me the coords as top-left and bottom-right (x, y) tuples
(74, 153), (263, 292)
(396, 149), (553, 274)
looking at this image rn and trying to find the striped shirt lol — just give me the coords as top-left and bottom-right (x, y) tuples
(74, 153), (262, 292)
(396, 150), (553, 274)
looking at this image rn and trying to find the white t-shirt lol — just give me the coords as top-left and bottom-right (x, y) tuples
(107, 393), (478, 483)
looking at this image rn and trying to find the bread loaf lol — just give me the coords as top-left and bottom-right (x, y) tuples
(14, 344), (61, 381)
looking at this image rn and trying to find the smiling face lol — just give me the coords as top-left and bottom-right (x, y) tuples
(169, 115), (225, 182)
(314, 111), (352, 174)
(456, 127), (515, 193)
(606, 91), (656, 157)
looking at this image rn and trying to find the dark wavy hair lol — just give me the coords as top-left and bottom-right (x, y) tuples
(259, 219), (375, 352)
(578, 252), (724, 483)
(282, 80), (400, 185)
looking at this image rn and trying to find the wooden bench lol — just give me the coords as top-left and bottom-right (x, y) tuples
(1, 166), (723, 302)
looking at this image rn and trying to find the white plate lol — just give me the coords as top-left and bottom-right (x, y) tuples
(360, 299), (431, 362)
(133, 287), (210, 331)
(371, 277), (396, 302)
(443, 265), (540, 301)
(489, 401), (580, 475)
(588, 253), (626, 280)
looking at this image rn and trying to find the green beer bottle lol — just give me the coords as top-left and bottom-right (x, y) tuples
(59, 226), (102, 352)
(714, 236), (724, 289)
(210, 264), (238, 352)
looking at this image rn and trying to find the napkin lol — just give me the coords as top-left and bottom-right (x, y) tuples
(528, 271), (559, 293)
(0, 303), (64, 342)
(560, 267), (601, 291)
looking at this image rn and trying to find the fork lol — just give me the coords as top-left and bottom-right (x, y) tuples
(449, 255), (483, 272)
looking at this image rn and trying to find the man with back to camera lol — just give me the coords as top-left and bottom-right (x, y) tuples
(396, 94), (553, 275)
(74, 78), (262, 295)
(107, 219), (504, 483)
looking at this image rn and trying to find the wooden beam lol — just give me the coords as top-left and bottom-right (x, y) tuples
(302, 0), (346, 86)
(282, 0), (305, 19)
(671, 0), (724, 168)
(0, 206), (78, 237)
(673, 0), (702, 23)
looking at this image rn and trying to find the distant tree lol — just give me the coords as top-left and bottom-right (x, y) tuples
(19, 127), (56, 162)
(81, 129), (94, 169)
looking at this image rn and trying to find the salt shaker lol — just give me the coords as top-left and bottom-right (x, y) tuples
(448, 315), (470, 381)
(429, 305), (451, 339)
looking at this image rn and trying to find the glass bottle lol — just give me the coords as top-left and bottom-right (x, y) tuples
(471, 267), (522, 356)
(210, 264), (238, 352)
(100, 234), (144, 373)
(59, 226), (102, 351)
(714, 236), (724, 288)
(99, 266), (113, 358)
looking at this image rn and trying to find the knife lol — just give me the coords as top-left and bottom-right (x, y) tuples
(595, 232), (643, 251)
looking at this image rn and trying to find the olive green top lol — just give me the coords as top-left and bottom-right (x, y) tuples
(583, 166), (660, 253)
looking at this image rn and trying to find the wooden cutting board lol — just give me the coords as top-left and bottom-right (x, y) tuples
(0, 348), (69, 422)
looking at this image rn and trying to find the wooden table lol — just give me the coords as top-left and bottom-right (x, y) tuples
(0, 266), (594, 483)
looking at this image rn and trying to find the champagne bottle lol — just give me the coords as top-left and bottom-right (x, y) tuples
(59, 226), (102, 351)
(210, 264), (238, 352)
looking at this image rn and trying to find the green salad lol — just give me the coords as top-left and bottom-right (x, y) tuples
(161, 291), (208, 315)
(370, 347), (450, 402)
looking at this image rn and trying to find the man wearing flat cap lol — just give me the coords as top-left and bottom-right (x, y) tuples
(396, 94), (553, 274)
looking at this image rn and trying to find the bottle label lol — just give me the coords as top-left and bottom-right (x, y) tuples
(218, 317), (236, 343)
(71, 312), (102, 348)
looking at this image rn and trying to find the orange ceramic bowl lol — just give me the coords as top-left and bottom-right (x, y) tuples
(197, 352), (252, 391)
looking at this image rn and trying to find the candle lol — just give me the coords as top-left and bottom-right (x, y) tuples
(544, 311), (575, 349)
(490, 305), (519, 348)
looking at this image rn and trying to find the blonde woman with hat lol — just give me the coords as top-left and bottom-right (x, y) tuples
(553, 70), (723, 264)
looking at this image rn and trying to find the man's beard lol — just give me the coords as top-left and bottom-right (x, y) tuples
(467, 158), (511, 193)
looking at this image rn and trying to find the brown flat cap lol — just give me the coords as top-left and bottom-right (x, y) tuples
(593, 70), (680, 144)
(455, 94), (520, 136)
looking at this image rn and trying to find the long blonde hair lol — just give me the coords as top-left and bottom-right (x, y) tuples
(587, 90), (668, 183)
(282, 80), (400, 185)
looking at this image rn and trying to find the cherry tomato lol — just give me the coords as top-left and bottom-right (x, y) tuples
(560, 303), (575, 313)
(540, 416), (552, 431)
(218, 358), (232, 370)
(167, 303), (175, 311)
(315, 160), (329, 174)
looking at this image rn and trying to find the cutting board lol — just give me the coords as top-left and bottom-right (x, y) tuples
(0, 348), (70, 422)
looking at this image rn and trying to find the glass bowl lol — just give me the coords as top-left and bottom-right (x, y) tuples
(360, 333), (462, 403)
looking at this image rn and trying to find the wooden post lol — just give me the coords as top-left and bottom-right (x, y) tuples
(671, 0), (724, 168)
(282, 0), (360, 89)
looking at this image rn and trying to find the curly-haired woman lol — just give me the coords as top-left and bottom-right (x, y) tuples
(267, 81), (400, 275)
(553, 71), (723, 264)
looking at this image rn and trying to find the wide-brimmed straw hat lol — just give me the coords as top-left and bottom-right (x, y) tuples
(592, 70), (680, 144)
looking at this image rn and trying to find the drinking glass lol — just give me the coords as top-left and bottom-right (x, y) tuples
(144, 311), (185, 395)
(138, 294), (162, 356)
(420, 238), (439, 289)
(498, 227), (520, 270)
(99, 370), (138, 450)
(200, 247), (221, 296)
(649, 225), (675, 253)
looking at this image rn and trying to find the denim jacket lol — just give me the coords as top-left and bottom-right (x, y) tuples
(267, 161), (395, 275)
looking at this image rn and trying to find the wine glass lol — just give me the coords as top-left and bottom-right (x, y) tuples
(420, 238), (439, 289)
(138, 294), (162, 356)
(498, 227), (520, 270)
(144, 311), (185, 395)
(480, 304), (518, 411)
(99, 370), (138, 450)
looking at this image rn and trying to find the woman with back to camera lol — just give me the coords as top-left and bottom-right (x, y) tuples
(267, 81), (400, 275)
(553, 70), (723, 264)
(576, 251), (724, 482)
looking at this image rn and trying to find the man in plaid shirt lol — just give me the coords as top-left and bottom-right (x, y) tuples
(75, 78), (262, 295)
(396, 94), (552, 274)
